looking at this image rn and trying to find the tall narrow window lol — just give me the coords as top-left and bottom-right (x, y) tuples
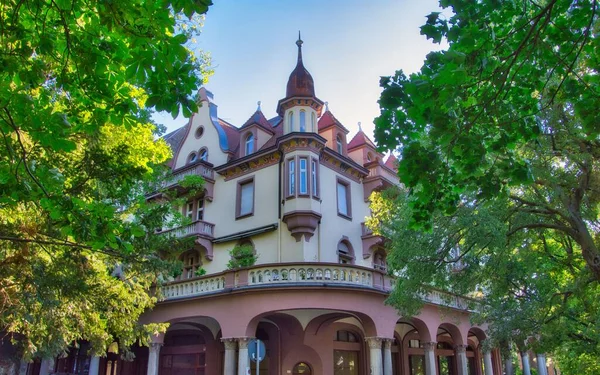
(337, 180), (351, 218)
(196, 199), (204, 221)
(336, 135), (343, 154)
(245, 133), (255, 155)
(237, 179), (255, 218)
(288, 111), (294, 132)
(186, 202), (194, 220)
(311, 159), (318, 196)
(299, 158), (308, 194)
(311, 112), (316, 132)
(288, 159), (296, 196)
(299, 110), (306, 132)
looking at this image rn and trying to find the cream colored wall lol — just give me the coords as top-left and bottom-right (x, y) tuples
(173, 100), (229, 169)
(348, 148), (364, 166)
(319, 127), (335, 150)
(256, 127), (272, 150)
(317, 166), (371, 267)
(284, 106), (318, 134)
(204, 165), (279, 238)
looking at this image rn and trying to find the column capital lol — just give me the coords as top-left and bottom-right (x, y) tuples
(365, 336), (383, 349)
(236, 336), (253, 349)
(149, 342), (163, 350)
(382, 338), (394, 349)
(455, 344), (468, 353)
(221, 338), (238, 350)
(422, 341), (437, 351)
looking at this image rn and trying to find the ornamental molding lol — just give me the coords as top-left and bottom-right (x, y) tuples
(217, 150), (281, 181)
(320, 150), (368, 183)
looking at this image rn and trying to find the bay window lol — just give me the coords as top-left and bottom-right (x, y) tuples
(299, 158), (308, 195)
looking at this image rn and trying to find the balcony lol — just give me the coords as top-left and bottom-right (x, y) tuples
(361, 222), (385, 259)
(363, 162), (399, 201)
(158, 262), (477, 312)
(148, 161), (215, 201)
(160, 220), (215, 260)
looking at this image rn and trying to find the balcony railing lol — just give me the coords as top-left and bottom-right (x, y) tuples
(158, 262), (477, 311)
(163, 162), (214, 189)
(160, 220), (215, 239)
(248, 264), (373, 287)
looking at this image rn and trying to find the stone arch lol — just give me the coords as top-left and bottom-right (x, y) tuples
(468, 326), (488, 343)
(438, 322), (466, 347)
(397, 318), (433, 343)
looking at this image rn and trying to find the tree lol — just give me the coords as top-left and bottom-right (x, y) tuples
(0, 0), (212, 359)
(373, 0), (600, 368)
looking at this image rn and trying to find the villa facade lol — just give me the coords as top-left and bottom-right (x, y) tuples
(12, 37), (559, 375)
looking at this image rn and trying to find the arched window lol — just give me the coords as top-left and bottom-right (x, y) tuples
(311, 112), (316, 132)
(373, 248), (387, 271)
(188, 152), (198, 164)
(336, 135), (343, 154)
(245, 133), (255, 155)
(199, 148), (208, 162)
(288, 111), (294, 132)
(299, 110), (306, 132)
(367, 152), (373, 162)
(292, 362), (312, 375)
(337, 239), (354, 264)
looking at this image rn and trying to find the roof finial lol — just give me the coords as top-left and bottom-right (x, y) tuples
(358, 121), (362, 131)
(257, 100), (261, 111)
(325, 101), (329, 111)
(296, 31), (303, 64)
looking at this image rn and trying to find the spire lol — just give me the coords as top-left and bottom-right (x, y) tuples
(285, 32), (315, 98)
(296, 31), (303, 64)
(257, 100), (262, 111)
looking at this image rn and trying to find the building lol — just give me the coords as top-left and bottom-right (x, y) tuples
(15, 36), (558, 375)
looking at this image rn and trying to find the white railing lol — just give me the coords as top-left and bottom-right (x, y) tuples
(423, 289), (472, 310)
(161, 220), (215, 238)
(248, 264), (373, 287)
(163, 163), (214, 188)
(161, 275), (226, 299)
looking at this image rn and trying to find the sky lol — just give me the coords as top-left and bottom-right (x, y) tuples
(153, 0), (448, 142)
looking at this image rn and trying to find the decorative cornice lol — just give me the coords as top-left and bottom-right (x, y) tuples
(216, 149), (281, 181)
(278, 133), (326, 155)
(277, 96), (324, 117)
(321, 149), (368, 183)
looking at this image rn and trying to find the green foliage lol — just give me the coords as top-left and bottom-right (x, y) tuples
(0, 0), (213, 359)
(374, 0), (600, 369)
(194, 267), (207, 277)
(227, 244), (257, 270)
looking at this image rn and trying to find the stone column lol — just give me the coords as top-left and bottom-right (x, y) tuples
(520, 352), (531, 375)
(505, 355), (514, 375)
(423, 342), (437, 375)
(147, 343), (162, 375)
(88, 356), (100, 375)
(536, 353), (548, 375)
(39, 358), (55, 375)
(382, 339), (393, 375)
(483, 351), (493, 375)
(455, 345), (468, 375)
(18, 360), (29, 375)
(221, 338), (237, 375)
(365, 337), (383, 375)
(237, 337), (251, 375)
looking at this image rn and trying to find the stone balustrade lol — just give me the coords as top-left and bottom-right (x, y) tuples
(158, 262), (476, 311)
(248, 264), (373, 287)
(160, 220), (215, 239)
(163, 162), (214, 189)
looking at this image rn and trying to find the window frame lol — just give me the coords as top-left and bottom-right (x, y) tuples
(299, 110), (306, 132)
(311, 158), (319, 199)
(236, 176), (255, 219)
(287, 158), (296, 198)
(336, 178), (352, 220)
(299, 157), (308, 196)
(199, 148), (208, 162)
(185, 201), (194, 220)
(337, 239), (355, 264)
(336, 135), (343, 154)
(196, 199), (204, 221)
(288, 111), (294, 132)
(244, 132), (255, 156)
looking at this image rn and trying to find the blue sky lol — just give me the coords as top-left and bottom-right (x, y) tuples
(154, 0), (447, 141)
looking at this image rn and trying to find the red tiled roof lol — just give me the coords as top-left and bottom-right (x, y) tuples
(384, 154), (399, 171)
(218, 118), (240, 153)
(348, 130), (376, 151)
(318, 110), (349, 133)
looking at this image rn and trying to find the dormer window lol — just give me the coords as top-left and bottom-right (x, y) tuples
(199, 148), (208, 162)
(245, 133), (255, 156)
(299, 110), (306, 132)
(336, 135), (343, 154)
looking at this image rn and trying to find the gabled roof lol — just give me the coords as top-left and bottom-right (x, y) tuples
(318, 110), (349, 133)
(240, 109), (274, 134)
(384, 154), (399, 171)
(348, 129), (377, 151)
